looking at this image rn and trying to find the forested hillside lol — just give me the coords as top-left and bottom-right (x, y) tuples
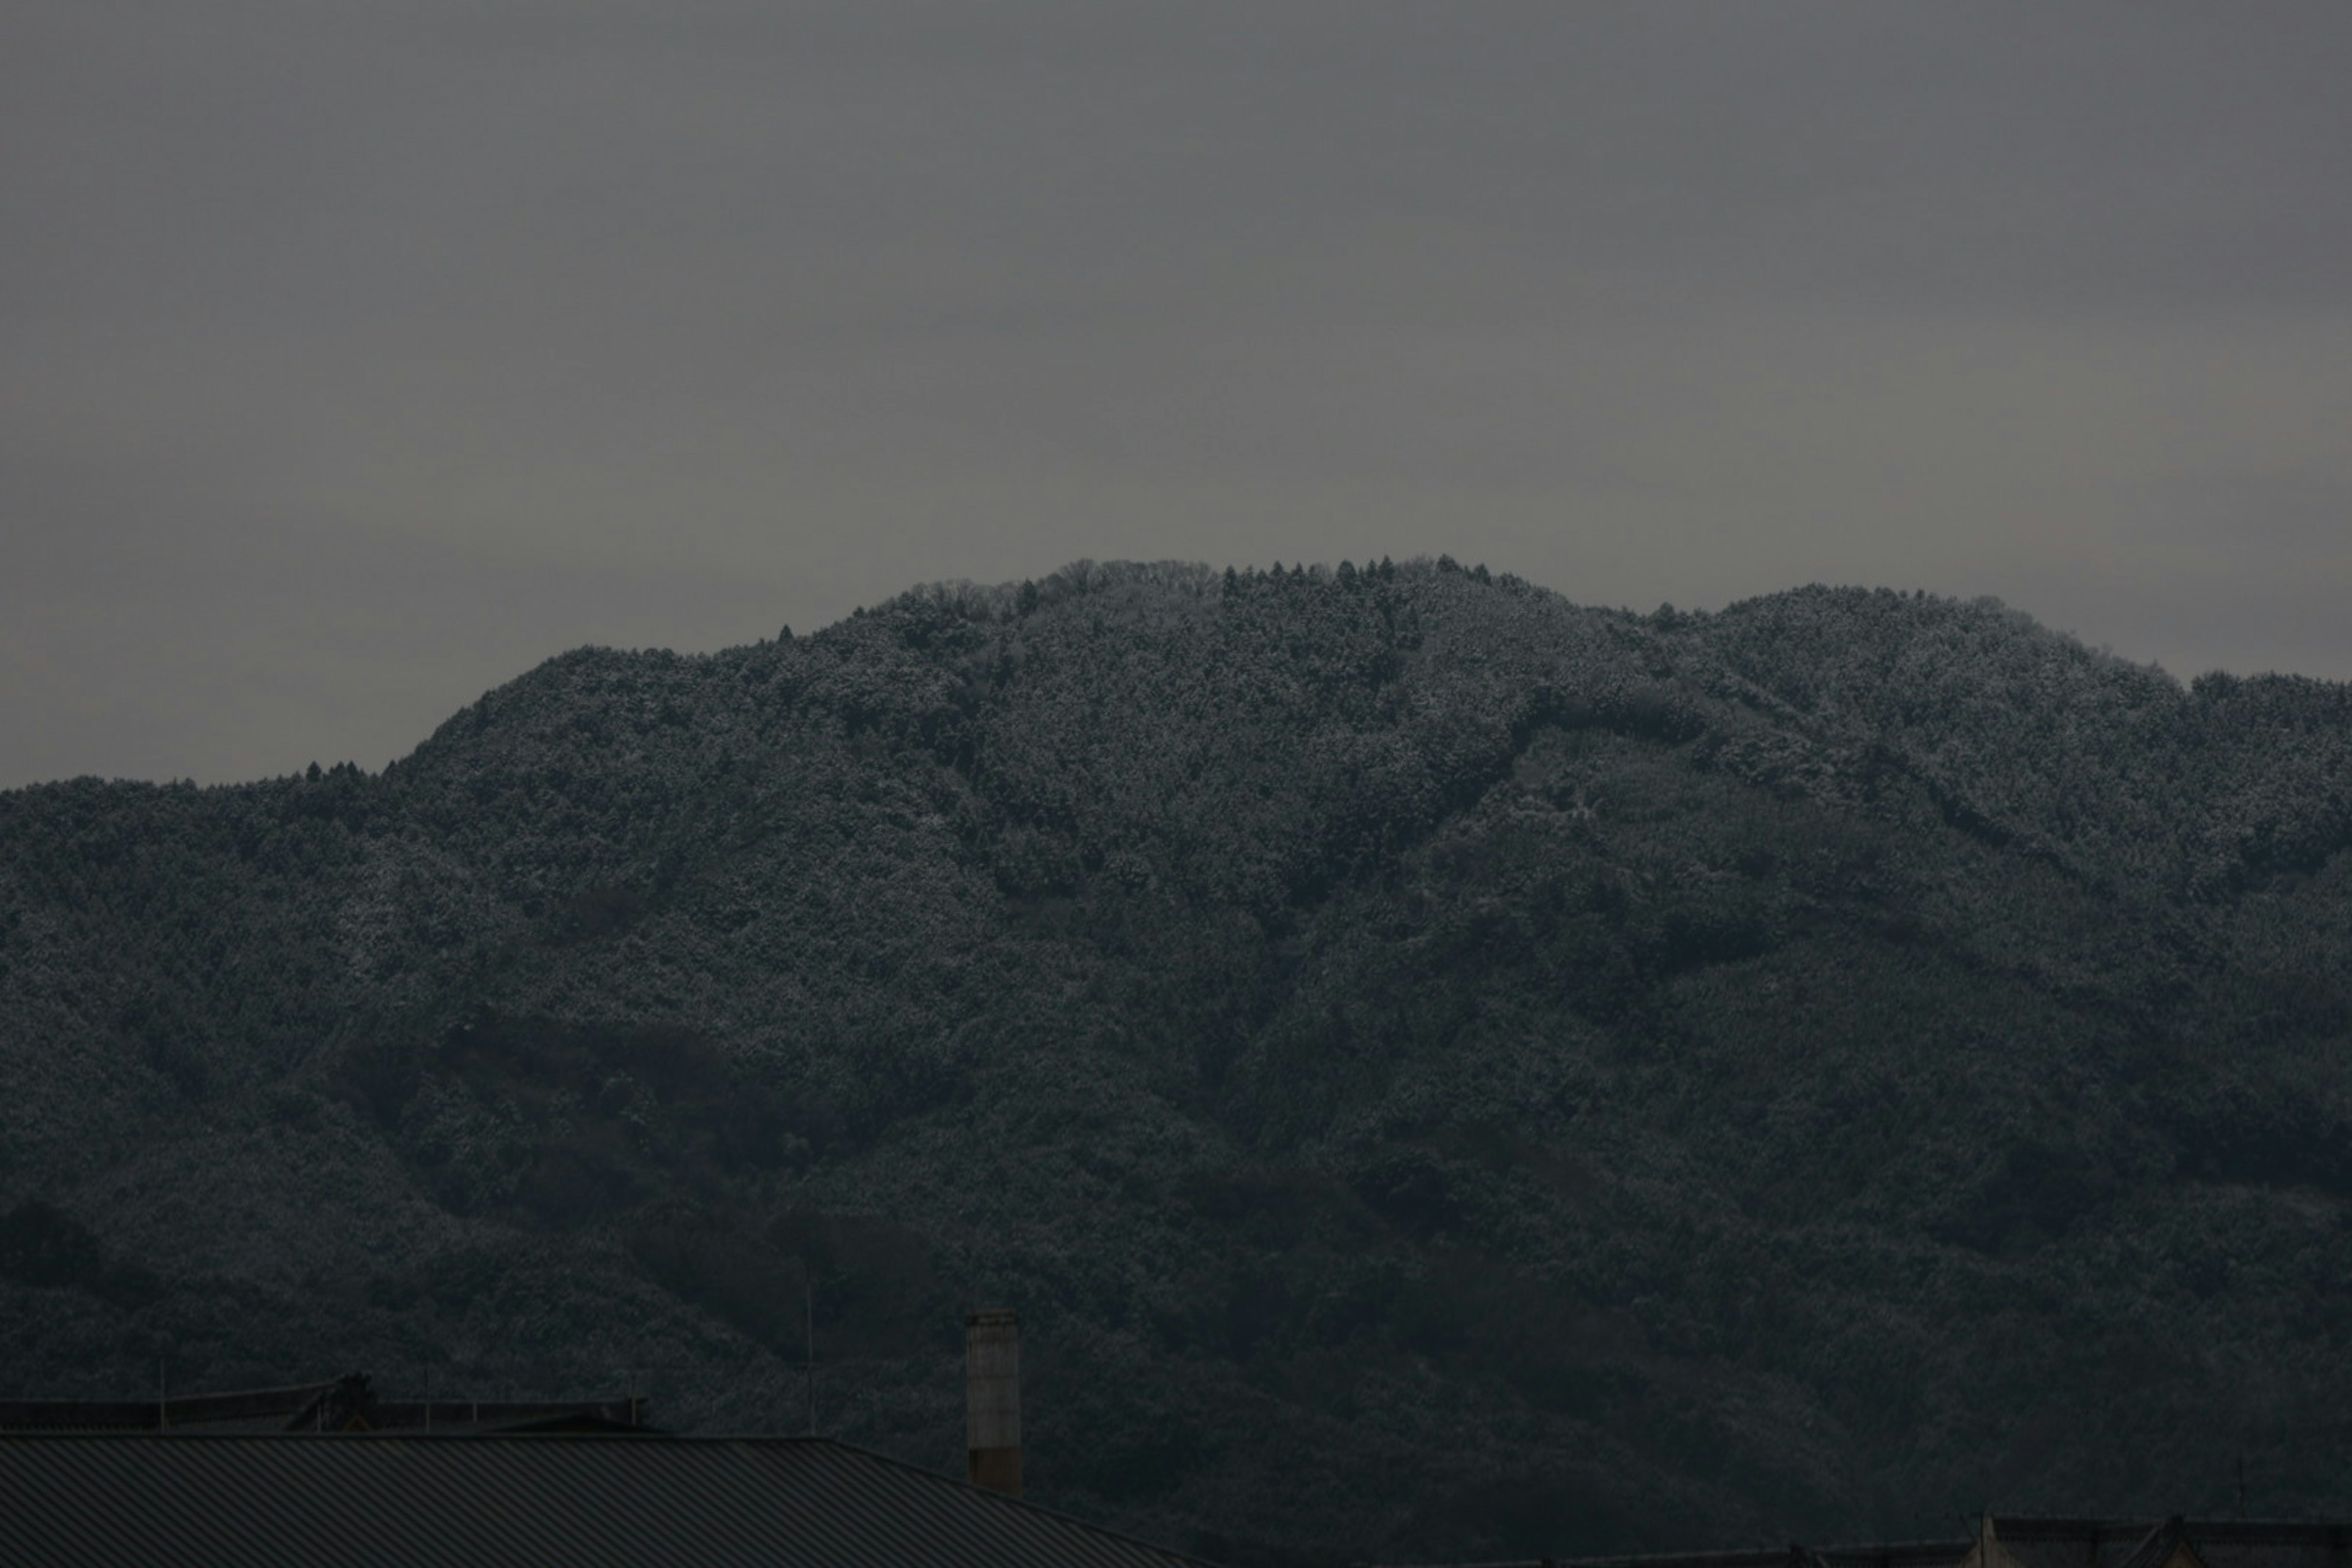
(6, 559), (2352, 1566)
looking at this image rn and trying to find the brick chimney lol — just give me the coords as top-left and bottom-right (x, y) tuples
(964, 1308), (1020, 1498)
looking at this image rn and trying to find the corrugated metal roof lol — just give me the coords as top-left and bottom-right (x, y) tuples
(0, 1433), (1225, 1567)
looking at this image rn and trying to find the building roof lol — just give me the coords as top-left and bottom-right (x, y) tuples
(0, 1433), (1222, 1568)
(2116, 1520), (2212, 1568)
(1380, 1517), (2352, 1568)
(0, 1372), (647, 1434)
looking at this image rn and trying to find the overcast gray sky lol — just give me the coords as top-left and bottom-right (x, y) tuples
(6, 2), (2348, 786)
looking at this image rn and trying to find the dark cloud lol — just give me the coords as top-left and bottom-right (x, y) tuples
(5, 1), (2349, 783)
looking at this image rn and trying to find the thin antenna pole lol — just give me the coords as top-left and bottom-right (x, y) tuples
(157, 1357), (166, 1431)
(805, 1273), (816, 1437)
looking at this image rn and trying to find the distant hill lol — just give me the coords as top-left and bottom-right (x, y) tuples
(6, 559), (2351, 1566)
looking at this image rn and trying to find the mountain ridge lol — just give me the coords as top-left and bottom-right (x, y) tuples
(5, 559), (2351, 1566)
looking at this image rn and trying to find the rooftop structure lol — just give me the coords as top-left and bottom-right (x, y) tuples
(1382, 1515), (2352, 1568)
(0, 1371), (647, 1434)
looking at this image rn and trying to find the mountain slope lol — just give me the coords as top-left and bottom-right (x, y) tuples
(6, 559), (2352, 1565)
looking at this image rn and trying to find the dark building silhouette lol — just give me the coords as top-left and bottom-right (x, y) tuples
(1383, 1516), (2352, 1568)
(0, 1329), (1221, 1564)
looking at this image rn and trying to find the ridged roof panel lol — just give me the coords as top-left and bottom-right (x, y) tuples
(0, 1434), (1219, 1568)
